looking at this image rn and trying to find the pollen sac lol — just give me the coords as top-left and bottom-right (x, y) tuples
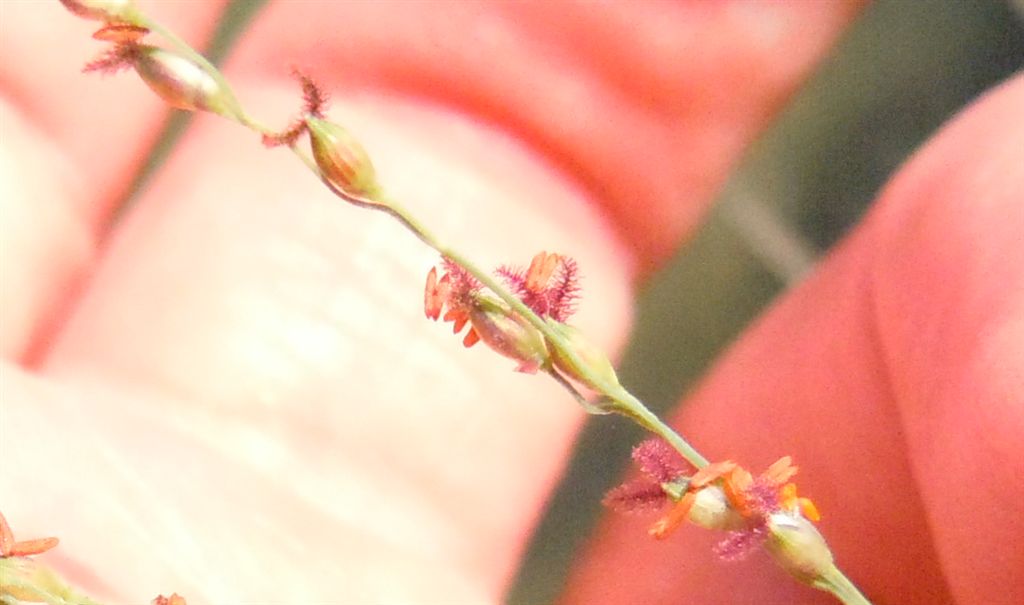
(424, 267), (450, 320)
(133, 47), (244, 121)
(305, 116), (381, 199)
(546, 321), (620, 391)
(687, 485), (747, 531)
(58, 0), (137, 22)
(468, 298), (549, 374)
(92, 23), (149, 43)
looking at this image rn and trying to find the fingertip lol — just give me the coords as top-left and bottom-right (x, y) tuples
(0, 0), (233, 362)
(868, 73), (1024, 605)
(41, 77), (635, 599)
(564, 74), (1024, 605)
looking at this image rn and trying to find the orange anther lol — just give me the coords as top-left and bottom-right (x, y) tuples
(689, 461), (738, 489)
(8, 537), (60, 557)
(780, 482), (821, 522)
(649, 492), (697, 539)
(92, 23), (150, 43)
(0, 511), (13, 556)
(800, 498), (821, 522)
(462, 328), (480, 348)
(424, 267), (450, 320)
(763, 456), (799, 484)
(449, 312), (469, 334)
(525, 252), (560, 291)
(0, 510), (59, 558)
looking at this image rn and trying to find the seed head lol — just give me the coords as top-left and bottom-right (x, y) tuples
(465, 298), (549, 373)
(133, 47), (244, 120)
(306, 116), (380, 199)
(547, 321), (620, 391)
(82, 26), (245, 123)
(425, 260), (550, 372)
(764, 513), (834, 584)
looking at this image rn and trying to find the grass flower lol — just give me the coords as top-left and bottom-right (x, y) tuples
(605, 443), (827, 577)
(425, 258), (549, 372)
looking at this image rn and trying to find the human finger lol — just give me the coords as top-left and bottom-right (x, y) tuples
(563, 74), (1024, 605)
(0, 1), (227, 357)
(15, 1), (861, 600)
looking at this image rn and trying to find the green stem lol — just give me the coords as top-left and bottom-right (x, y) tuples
(817, 564), (873, 605)
(133, 11), (713, 470)
(100, 11), (875, 605)
(310, 168), (712, 468)
(381, 200), (710, 468)
(290, 109), (711, 468)
(608, 389), (710, 468)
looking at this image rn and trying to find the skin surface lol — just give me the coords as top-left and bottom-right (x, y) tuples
(1, 1), (1020, 604)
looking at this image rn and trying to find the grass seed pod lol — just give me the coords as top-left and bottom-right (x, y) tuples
(468, 298), (549, 374)
(305, 116), (381, 199)
(547, 321), (621, 391)
(133, 46), (244, 121)
(765, 512), (835, 585)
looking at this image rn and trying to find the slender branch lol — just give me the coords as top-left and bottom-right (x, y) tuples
(55, 6), (877, 604)
(817, 565), (873, 605)
(607, 390), (710, 468)
(317, 183), (711, 469)
(133, 10), (712, 470)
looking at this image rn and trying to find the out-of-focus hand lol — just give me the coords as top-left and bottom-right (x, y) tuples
(566, 73), (1024, 605)
(1, 2), (1019, 604)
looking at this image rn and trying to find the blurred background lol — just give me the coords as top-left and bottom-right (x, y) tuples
(509, 2), (1023, 602)
(160, 1), (1024, 602)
